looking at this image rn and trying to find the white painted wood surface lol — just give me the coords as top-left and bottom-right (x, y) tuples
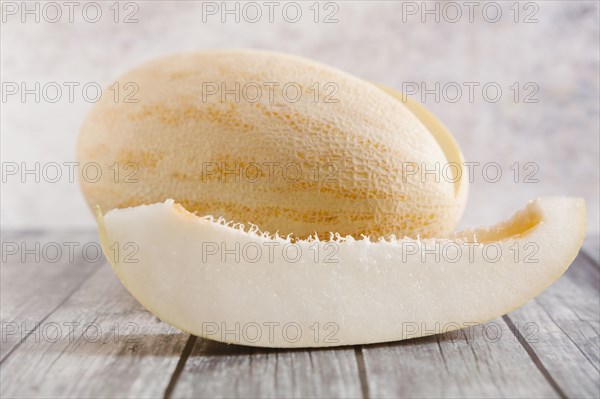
(1, 231), (598, 398)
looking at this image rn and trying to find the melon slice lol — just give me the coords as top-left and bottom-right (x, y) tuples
(97, 197), (585, 348)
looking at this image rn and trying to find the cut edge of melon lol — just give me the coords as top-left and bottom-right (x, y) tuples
(97, 197), (584, 246)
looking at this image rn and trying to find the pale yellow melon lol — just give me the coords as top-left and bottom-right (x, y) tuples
(81, 51), (587, 349)
(77, 50), (467, 240)
(97, 197), (586, 348)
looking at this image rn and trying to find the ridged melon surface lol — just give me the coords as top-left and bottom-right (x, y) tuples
(78, 50), (465, 239)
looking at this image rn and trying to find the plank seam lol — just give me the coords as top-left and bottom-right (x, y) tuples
(502, 315), (568, 399)
(0, 264), (101, 365)
(354, 346), (370, 399)
(435, 335), (450, 372)
(536, 300), (600, 372)
(163, 335), (197, 399)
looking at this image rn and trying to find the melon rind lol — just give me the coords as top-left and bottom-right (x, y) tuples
(78, 50), (466, 240)
(376, 84), (469, 223)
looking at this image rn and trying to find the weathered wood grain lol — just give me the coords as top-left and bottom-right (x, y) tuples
(0, 261), (189, 398)
(1, 231), (98, 362)
(170, 338), (364, 398)
(358, 319), (560, 398)
(1, 231), (599, 399)
(507, 252), (600, 399)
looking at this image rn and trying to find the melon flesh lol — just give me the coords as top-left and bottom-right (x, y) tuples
(98, 197), (585, 348)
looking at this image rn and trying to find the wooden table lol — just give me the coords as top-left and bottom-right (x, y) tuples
(1, 231), (598, 398)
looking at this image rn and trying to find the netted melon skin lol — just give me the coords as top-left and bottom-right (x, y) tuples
(77, 50), (463, 239)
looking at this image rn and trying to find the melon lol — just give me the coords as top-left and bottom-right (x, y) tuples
(97, 197), (586, 348)
(77, 50), (467, 240)
(79, 50), (586, 348)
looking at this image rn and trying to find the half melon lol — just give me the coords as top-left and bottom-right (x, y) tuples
(77, 50), (468, 241)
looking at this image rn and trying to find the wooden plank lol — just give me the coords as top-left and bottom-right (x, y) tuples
(359, 319), (559, 398)
(0, 261), (190, 398)
(170, 338), (364, 398)
(507, 252), (600, 399)
(1, 231), (98, 361)
(2, 230), (598, 398)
